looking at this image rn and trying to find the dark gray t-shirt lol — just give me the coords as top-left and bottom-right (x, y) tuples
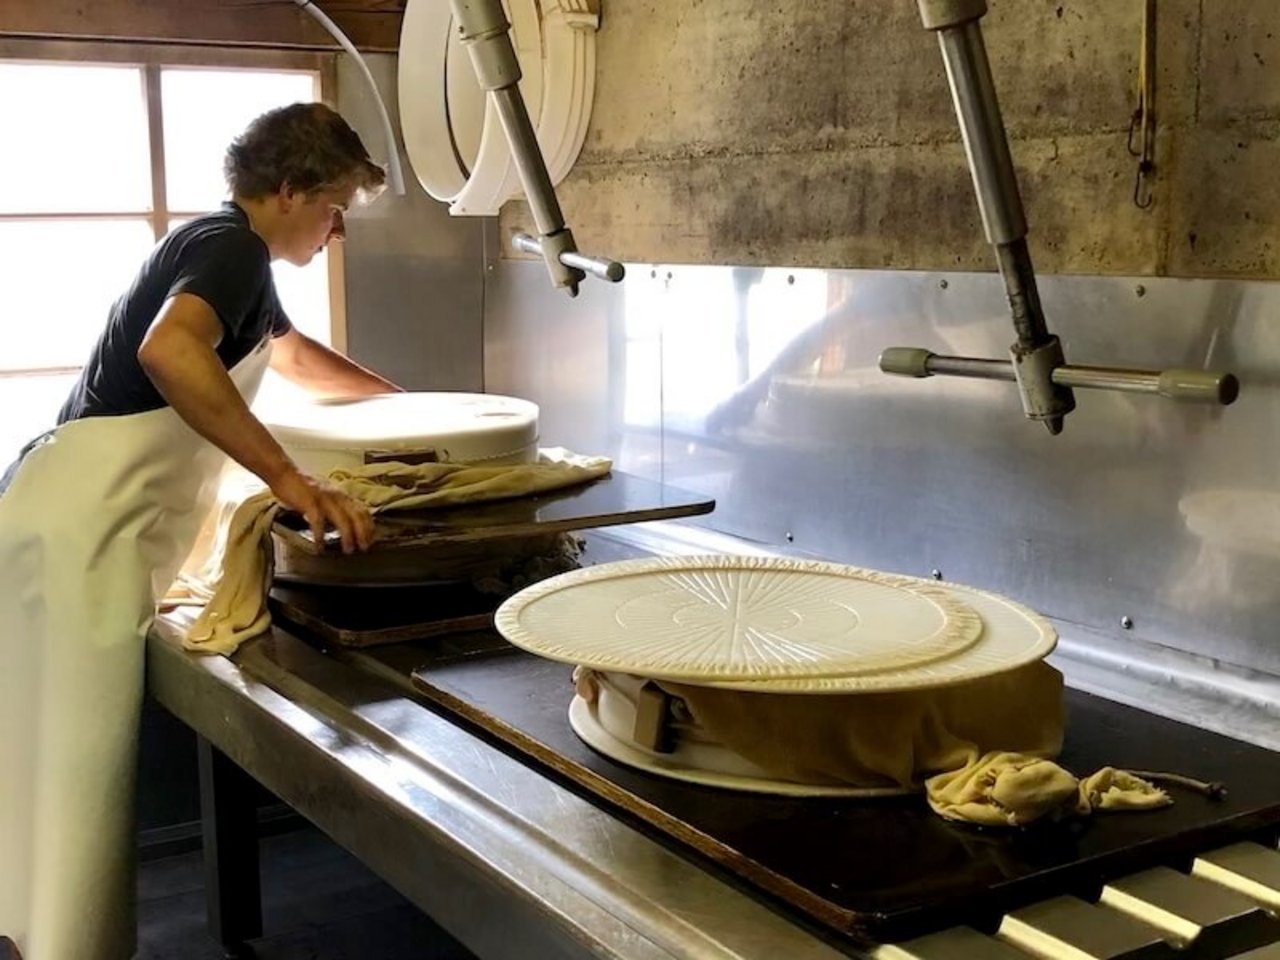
(57, 201), (292, 423)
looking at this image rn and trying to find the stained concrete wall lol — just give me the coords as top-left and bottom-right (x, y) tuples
(500, 0), (1280, 279)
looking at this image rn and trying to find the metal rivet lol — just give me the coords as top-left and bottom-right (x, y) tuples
(787, 274), (795, 285)
(1135, 284), (1146, 298)
(649, 268), (657, 279)
(666, 271), (673, 280)
(939, 279), (949, 290)
(785, 532), (795, 543)
(931, 569), (943, 580)
(1120, 615), (1134, 629)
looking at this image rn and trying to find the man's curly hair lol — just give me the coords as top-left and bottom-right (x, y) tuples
(224, 102), (386, 201)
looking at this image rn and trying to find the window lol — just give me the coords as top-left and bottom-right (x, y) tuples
(0, 43), (337, 462)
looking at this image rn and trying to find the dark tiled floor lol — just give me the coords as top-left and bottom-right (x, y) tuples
(139, 826), (476, 960)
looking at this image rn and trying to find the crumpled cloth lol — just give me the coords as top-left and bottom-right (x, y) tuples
(165, 448), (611, 656)
(925, 753), (1170, 827)
(592, 662), (1172, 827)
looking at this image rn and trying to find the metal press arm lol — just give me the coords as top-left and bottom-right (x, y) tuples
(450, 0), (623, 295)
(880, 348), (1240, 405)
(511, 232), (625, 282)
(886, 0), (1238, 430)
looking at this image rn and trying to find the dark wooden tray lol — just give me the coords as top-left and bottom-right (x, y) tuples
(268, 583), (498, 648)
(407, 645), (1280, 946)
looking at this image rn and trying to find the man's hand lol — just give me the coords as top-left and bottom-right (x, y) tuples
(139, 295), (375, 556)
(268, 467), (374, 554)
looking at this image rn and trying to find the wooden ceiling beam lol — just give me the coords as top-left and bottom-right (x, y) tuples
(0, 0), (407, 54)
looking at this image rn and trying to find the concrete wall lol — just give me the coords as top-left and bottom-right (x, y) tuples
(500, 0), (1280, 279)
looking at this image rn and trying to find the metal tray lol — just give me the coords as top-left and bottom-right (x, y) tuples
(407, 643), (1280, 945)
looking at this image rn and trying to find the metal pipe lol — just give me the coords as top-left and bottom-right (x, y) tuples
(294, 0), (406, 196)
(490, 88), (564, 236)
(511, 233), (625, 282)
(879, 347), (1240, 405)
(936, 22), (1027, 248)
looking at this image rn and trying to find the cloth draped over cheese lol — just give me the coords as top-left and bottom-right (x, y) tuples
(166, 448), (611, 656)
(659, 662), (1066, 790)
(575, 662), (1172, 827)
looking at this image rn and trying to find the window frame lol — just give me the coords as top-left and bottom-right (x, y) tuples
(0, 38), (347, 351)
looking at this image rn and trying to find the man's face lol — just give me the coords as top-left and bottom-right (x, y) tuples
(279, 182), (356, 267)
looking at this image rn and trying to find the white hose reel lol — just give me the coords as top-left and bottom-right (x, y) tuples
(398, 0), (600, 217)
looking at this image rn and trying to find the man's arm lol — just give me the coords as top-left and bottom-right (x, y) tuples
(269, 326), (402, 398)
(138, 294), (373, 553)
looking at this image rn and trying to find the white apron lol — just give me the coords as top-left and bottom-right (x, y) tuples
(0, 343), (270, 960)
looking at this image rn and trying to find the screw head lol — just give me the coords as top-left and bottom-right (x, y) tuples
(785, 532), (795, 543)
(939, 279), (949, 290)
(931, 569), (943, 580)
(1120, 615), (1134, 630)
(1135, 284), (1147, 298)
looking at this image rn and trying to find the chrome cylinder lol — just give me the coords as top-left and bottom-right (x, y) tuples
(936, 23), (1027, 246)
(490, 88), (563, 234)
(879, 348), (1240, 406)
(511, 233), (625, 282)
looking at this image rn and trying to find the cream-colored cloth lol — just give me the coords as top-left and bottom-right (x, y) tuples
(657, 662), (1066, 790)
(924, 753), (1170, 826)
(649, 663), (1171, 827)
(169, 448), (611, 656)
(925, 752), (1082, 826)
(1078, 767), (1173, 812)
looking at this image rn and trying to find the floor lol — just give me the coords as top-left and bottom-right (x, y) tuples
(138, 825), (477, 960)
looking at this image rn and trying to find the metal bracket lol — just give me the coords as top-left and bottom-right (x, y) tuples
(633, 682), (676, 753)
(511, 232), (625, 282)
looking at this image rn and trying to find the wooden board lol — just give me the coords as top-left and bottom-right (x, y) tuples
(268, 582), (497, 648)
(0, 0), (404, 52)
(407, 644), (1280, 945)
(273, 470), (716, 555)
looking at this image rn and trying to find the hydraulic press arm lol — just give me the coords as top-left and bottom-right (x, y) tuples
(450, 0), (624, 296)
(882, 0), (1237, 432)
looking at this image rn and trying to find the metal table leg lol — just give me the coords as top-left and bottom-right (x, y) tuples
(197, 736), (263, 958)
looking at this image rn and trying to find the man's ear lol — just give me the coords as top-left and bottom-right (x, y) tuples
(278, 182), (299, 212)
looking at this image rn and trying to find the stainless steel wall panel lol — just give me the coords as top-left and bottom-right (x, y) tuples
(483, 253), (661, 482)
(338, 55), (485, 392)
(485, 259), (1280, 682)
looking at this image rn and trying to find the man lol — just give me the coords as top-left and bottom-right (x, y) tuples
(0, 103), (401, 960)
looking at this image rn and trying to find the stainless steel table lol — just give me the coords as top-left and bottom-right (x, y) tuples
(147, 613), (851, 960)
(149, 521), (1280, 960)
